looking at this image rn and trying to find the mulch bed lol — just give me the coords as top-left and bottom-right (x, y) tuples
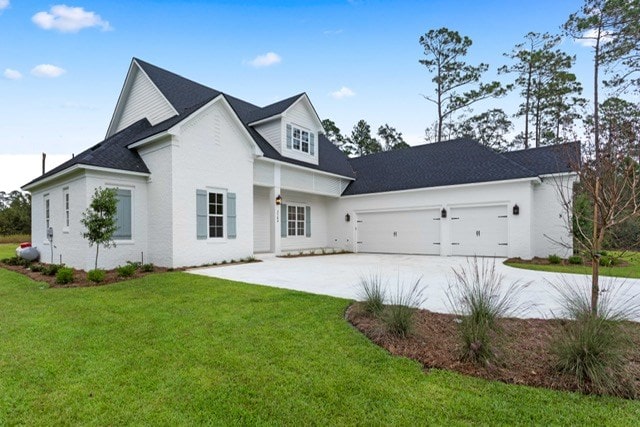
(506, 256), (631, 267)
(0, 263), (170, 288)
(346, 303), (640, 398)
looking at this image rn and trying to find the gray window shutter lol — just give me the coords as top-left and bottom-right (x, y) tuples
(196, 189), (207, 240)
(310, 132), (315, 155)
(227, 192), (236, 239)
(113, 189), (132, 239)
(281, 203), (287, 238)
(286, 124), (292, 149)
(305, 206), (311, 237)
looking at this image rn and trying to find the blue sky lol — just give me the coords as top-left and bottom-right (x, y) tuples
(1, 0), (592, 190)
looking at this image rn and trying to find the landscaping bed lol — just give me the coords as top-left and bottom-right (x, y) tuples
(0, 261), (168, 288)
(347, 303), (640, 397)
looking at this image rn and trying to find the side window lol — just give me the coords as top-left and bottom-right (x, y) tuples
(113, 189), (132, 240)
(287, 205), (309, 237)
(44, 196), (50, 230)
(63, 188), (70, 229)
(208, 192), (224, 238)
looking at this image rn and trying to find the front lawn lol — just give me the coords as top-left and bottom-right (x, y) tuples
(505, 251), (640, 279)
(0, 243), (16, 259)
(0, 269), (638, 424)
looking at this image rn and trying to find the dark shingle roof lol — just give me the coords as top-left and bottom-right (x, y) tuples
(23, 119), (152, 188)
(502, 142), (579, 176)
(245, 94), (303, 124)
(342, 138), (545, 196)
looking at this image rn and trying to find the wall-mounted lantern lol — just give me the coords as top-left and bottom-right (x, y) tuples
(275, 194), (282, 206)
(345, 213), (351, 222)
(513, 204), (520, 215)
(441, 208), (447, 218)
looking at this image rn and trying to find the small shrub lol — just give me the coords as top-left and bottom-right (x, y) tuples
(357, 273), (386, 316)
(116, 263), (137, 278)
(548, 254), (562, 264)
(568, 255), (583, 265)
(87, 269), (106, 283)
(55, 267), (74, 284)
(599, 250), (609, 256)
(221, 260), (228, 265)
(447, 257), (528, 365)
(140, 263), (154, 272)
(551, 279), (639, 397)
(126, 261), (141, 270)
(381, 277), (426, 338)
(599, 255), (618, 267)
(42, 264), (60, 276)
(29, 263), (45, 272)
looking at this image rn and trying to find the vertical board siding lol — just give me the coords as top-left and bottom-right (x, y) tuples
(253, 186), (271, 252)
(115, 68), (175, 133)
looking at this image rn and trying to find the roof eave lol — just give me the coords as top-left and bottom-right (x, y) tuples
(22, 164), (150, 192)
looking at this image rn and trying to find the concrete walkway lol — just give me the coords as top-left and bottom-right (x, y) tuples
(189, 253), (640, 320)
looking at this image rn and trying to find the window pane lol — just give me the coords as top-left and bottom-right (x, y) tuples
(293, 129), (300, 139)
(297, 206), (304, 219)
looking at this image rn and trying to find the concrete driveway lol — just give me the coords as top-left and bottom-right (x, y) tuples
(189, 253), (640, 320)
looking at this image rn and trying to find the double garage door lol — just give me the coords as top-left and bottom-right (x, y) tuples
(356, 205), (508, 257)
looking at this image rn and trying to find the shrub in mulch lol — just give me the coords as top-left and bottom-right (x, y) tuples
(0, 259), (167, 288)
(506, 256), (629, 267)
(346, 304), (640, 398)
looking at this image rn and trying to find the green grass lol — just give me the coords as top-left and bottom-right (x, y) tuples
(505, 251), (640, 279)
(0, 269), (638, 424)
(0, 243), (17, 259)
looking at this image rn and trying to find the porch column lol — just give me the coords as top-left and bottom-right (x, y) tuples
(271, 164), (282, 255)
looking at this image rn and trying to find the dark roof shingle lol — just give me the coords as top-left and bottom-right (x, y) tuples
(502, 142), (579, 176)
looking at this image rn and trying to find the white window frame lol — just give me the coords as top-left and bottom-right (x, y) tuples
(292, 125), (311, 154)
(208, 190), (226, 239)
(287, 204), (306, 237)
(110, 187), (134, 242)
(44, 195), (50, 231)
(63, 188), (70, 231)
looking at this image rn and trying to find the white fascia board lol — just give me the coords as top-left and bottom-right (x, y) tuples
(22, 164), (150, 191)
(257, 157), (354, 181)
(340, 176), (540, 199)
(127, 130), (172, 150)
(248, 114), (282, 127)
(538, 171), (578, 179)
(105, 59), (178, 138)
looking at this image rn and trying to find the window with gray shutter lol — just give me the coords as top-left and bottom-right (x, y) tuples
(310, 133), (315, 155)
(113, 189), (132, 240)
(305, 206), (311, 237)
(286, 124), (292, 149)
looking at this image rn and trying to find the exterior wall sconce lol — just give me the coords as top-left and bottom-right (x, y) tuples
(345, 213), (351, 222)
(275, 195), (282, 206)
(513, 204), (520, 215)
(441, 208), (447, 218)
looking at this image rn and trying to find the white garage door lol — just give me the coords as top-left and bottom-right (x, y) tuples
(357, 209), (441, 255)
(450, 205), (508, 257)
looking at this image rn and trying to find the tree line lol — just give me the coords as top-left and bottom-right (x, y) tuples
(326, 0), (639, 157)
(0, 191), (31, 236)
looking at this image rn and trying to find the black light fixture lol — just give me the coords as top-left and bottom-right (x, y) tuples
(441, 207), (447, 218)
(513, 204), (520, 215)
(275, 194), (282, 205)
(345, 213), (351, 222)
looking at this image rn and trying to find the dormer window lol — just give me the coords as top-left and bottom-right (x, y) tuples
(286, 124), (315, 156)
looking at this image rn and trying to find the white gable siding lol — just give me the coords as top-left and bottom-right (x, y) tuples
(254, 121), (282, 152)
(170, 99), (255, 267)
(114, 68), (175, 133)
(281, 100), (320, 165)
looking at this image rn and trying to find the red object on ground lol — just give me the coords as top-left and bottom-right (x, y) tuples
(19, 242), (31, 248)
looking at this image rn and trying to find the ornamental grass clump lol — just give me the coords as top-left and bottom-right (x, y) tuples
(382, 277), (426, 338)
(551, 278), (639, 397)
(357, 273), (387, 316)
(447, 257), (528, 365)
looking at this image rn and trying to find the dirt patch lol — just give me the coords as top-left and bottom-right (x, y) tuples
(346, 303), (640, 397)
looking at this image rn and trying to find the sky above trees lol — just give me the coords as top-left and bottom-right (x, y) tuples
(0, 0), (605, 190)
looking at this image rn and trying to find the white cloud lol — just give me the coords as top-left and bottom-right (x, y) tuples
(576, 29), (614, 47)
(32, 5), (111, 33)
(31, 64), (66, 78)
(330, 86), (355, 99)
(0, 0), (10, 11)
(247, 52), (281, 68)
(4, 68), (22, 80)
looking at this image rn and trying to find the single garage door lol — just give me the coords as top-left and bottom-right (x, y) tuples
(450, 205), (508, 257)
(357, 209), (441, 255)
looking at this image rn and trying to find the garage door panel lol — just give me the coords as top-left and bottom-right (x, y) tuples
(357, 209), (440, 255)
(450, 205), (508, 257)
